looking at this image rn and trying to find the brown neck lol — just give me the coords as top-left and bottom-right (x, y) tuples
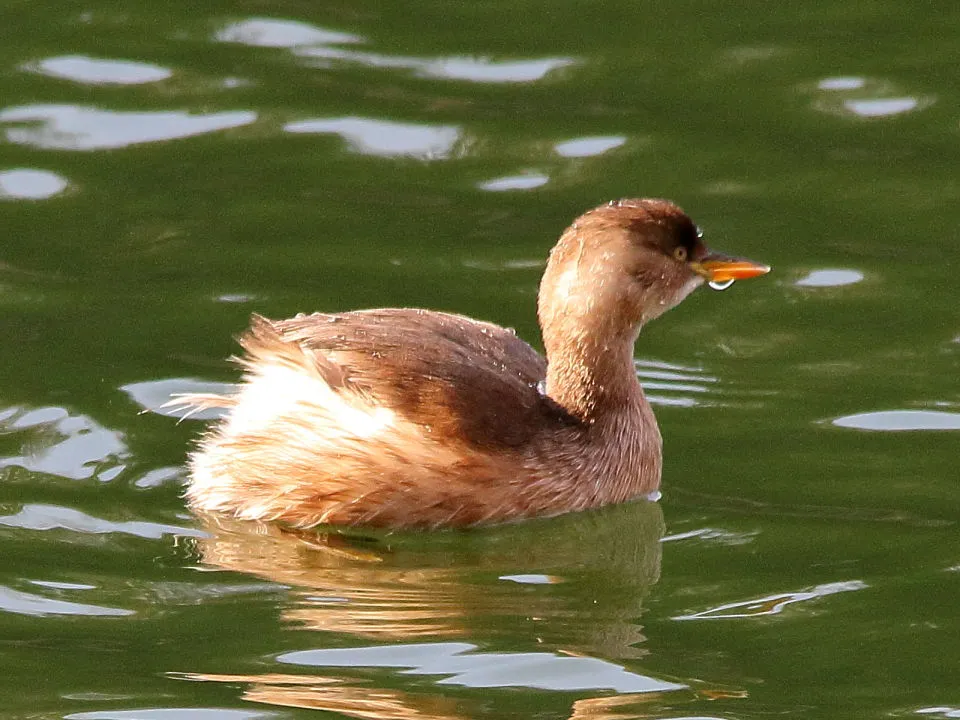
(544, 326), (644, 422)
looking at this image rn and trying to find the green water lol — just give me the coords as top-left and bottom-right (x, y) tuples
(1, 1), (958, 718)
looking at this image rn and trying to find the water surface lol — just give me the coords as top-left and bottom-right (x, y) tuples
(1, 1), (958, 718)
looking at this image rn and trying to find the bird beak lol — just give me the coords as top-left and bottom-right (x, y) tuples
(691, 253), (771, 282)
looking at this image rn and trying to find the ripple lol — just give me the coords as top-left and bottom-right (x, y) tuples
(845, 97), (921, 117)
(419, 57), (574, 83)
(278, 642), (686, 693)
(67, 710), (277, 720)
(0, 405), (127, 481)
(461, 258), (543, 271)
(215, 293), (257, 303)
(636, 359), (719, 408)
(499, 574), (562, 585)
(133, 466), (183, 489)
(29, 579), (96, 590)
(122, 378), (235, 420)
(26, 55), (172, 85)
(554, 135), (626, 158)
(477, 172), (549, 191)
(0, 168), (68, 200)
(674, 580), (867, 620)
(284, 117), (460, 159)
(795, 269), (864, 287)
(299, 46), (574, 83)
(0, 585), (132, 617)
(661, 527), (757, 546)
(832, 410), (960, 431)
(215, 18), (363, 48)
(0, 503), (205, 539)
(0, 105), (256, 150)
(917, 708), (960, 718)
(811, 76), (931, 119)
(819, 76), (866, 90)
(217, 17), (573, 83)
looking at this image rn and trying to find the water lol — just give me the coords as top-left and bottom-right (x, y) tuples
(1, 1), (958, 718)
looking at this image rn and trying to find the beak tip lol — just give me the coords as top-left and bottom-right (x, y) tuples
(698, 258), (772, 282)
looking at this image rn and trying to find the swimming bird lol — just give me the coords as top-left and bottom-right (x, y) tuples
(177, 199), (769, 528)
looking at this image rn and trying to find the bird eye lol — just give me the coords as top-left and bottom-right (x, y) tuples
(673, 246), (688, 262)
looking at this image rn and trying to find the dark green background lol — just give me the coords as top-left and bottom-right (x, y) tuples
(1, 1), (957, 718)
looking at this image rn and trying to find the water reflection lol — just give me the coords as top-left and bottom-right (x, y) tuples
(832, 410), (960, 431)
(215, 18), (363, 48)
(917, 708), (960, 718)
(178, 673), (470, 718)
(0, 105), (256, 150)
(674, 580), (867, 620)
(0, 168), (68, 200)
(811, 76), (931, 119)
(818, 76), (866, 91)
(300, 47), (575, 83)
(0, 503), (204, 540)
(795, 269), (864, 287)
(277, 642), (685, 692)
(0, 405), (127, 481)
(123, 378), (234, 421)
(636, 360), (719, 409)
(0, 584), (133, 617)
(66, 711), (277, 720)
(178, 501), (678, 716)
(844, 97), (922, 118)
(554, 136), (626, 158)
(25, 55), (172, 85)
(477, 172), (549, 191)
(285, 117), (461, 159)
(215, 293), (258, 304)
(661, 527), (757, 546)
(133, 466), (183, 489)
(216, 17), (574, 83)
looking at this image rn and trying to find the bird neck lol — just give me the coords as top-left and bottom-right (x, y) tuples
(543, 326), (645, 422)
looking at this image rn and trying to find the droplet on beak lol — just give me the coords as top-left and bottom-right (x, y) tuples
(708, 278), (736, 291)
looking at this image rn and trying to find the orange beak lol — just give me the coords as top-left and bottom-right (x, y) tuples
(693, 253), (771, 282)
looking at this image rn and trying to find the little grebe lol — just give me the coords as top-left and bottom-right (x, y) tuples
(179, 199), (768, 529)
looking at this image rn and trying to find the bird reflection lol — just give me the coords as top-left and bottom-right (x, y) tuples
(181, 500), (672, 718)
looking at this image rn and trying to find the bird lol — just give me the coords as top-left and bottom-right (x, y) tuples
(175, 199), (769, 529)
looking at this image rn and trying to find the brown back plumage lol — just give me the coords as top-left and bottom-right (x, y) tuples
(260, 309), (577, 449)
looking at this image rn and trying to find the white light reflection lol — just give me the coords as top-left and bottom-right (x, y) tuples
(0, 105), (256, 150)
(215, 18), (363, 48)
(27, 55), (172, 85)
(818, 76), (865, 91)
(844, 97), (920, 117)
(674, 581), (867, 620)
(832, 410), (960, 431)
(216, 17), (574, 83)
(0, 503), (205, 540)
(0, 585), (133, 618)
(299, 46), (574, 83)
(554, 136), (626, 158)
(0, 168), (68, 199)
(284, 117), (460, 159)
(796, 269), (864, 287)
(278, 641), (686, 693)
(637, 359), (718, 409)
(0, 406), (127, 481)
(916, 708), (960, 718)
(477, 172), (549, 191)
(67, 710), (276, 720)
(122, 378), (236, 421)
